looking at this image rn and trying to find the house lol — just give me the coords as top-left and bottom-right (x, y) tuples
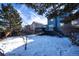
(22, 25), (32, 35)
(30, 22), (44, 30)
(47, 16), (61, 31)
(30, 21), (45, 33)
(22, 22), (45, 34)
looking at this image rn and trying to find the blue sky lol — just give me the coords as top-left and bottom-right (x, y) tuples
(13, 4), (47, 27)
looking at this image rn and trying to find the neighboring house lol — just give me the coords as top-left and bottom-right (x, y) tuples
(47, 13), (71, 31)
(30, 21), (45, 32)
(47, 16), (61, 31)
(60, 17), (79, 38)
(22, 25), (32, 34)
(30, 22), (44, 30)
(22, 22), (45, 34)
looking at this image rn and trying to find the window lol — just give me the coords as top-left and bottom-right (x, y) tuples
(60, 23), (64, 27)
(50, 19), (54, 21)
(72, 21), (78, 25)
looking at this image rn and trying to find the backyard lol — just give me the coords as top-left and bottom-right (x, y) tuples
(0, 35), (79, 56)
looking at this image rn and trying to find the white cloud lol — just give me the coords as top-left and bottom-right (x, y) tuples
(14, 4), (47, 27)
(31, 13), (47, 25)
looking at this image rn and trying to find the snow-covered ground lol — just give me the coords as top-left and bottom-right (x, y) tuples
(0, 35), (79, 56)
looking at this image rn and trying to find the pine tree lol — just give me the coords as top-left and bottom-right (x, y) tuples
(26, 3), (79, 24)
(0, 9), (6, 32)
(1, 4), (22, 36)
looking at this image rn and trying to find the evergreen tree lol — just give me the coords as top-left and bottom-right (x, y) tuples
(1, 3), (22, 36)
(26, 3), (79, 23)
(0, 9), (6, 32)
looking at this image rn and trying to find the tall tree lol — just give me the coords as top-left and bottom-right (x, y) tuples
(1, 4), (22, 36)
(26, 3), (79, 23)
(0, 9), (7, 32)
